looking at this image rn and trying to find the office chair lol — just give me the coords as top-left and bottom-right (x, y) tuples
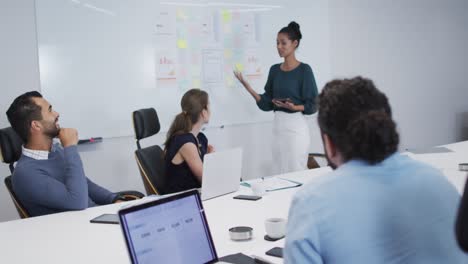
(0, 127), (23, 173)
(0, 127), (144, 219)
(4, 176), (29, 218)
(132, 108), (168, 195)
(0, 127), (30, 218)
(307, 153), (326, 169)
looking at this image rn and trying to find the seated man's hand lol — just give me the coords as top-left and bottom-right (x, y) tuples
(58, 128), (79, 147)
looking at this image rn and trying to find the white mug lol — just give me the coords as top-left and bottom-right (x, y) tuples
(264, 217), (287, 239)
(250, 182), (266, 197)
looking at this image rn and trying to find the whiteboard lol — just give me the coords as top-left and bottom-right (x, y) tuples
(35, 0), (330, 138)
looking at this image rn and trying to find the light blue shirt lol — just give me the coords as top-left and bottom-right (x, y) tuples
(284, 153), (468, 263)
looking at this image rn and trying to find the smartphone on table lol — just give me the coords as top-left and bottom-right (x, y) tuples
(265, 247), (283, 258)
(233, 195), (262, 201)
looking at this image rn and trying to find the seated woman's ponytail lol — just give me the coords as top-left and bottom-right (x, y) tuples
(164, 89), (209, 152)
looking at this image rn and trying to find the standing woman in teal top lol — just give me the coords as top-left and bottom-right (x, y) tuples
(234, 21), (318, 173)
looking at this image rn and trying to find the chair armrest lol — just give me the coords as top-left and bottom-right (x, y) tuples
(309, 153), (326, 157)
(307, 153), (326, 169)
(115, 190), (145, 201)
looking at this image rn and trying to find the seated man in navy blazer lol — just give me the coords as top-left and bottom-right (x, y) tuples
(6, 91), (124, 217)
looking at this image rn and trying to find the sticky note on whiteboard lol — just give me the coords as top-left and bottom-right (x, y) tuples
(192, 79), (201, 88)
(235, 63), (244, 72)
(177, 39), (187, 49)
(176, 9), (187, 20)
(221, 9), (232, 23)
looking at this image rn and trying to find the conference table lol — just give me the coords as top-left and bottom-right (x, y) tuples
(0, 140), (467, 264)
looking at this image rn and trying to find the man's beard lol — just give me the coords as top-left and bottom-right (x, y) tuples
(325, 154), (338, 170)
(321, 132), (338, 170)
(323, 145), (338, 170)
(42, 119), (60, 138)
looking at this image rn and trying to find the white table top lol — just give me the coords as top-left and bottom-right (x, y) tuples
(405, 140), (468, 193)
(1, 140), (467, 264)
(0, 167), (331, 264)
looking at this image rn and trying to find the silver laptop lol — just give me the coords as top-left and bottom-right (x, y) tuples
(119, 190), (229, 264)
(201, 148), (243, 201)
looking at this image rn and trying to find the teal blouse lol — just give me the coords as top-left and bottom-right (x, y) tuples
(257, 63), (318, 115)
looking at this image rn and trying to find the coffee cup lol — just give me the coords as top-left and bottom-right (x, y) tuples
(250, 182), (266, 196)
(264, 217), (286, 239)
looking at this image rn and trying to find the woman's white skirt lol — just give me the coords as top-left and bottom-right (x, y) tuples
(272, 111), (310, 174)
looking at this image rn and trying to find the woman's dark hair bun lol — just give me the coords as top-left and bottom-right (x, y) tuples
(287, 21), (302, 39)
(279, 21), (302, 47)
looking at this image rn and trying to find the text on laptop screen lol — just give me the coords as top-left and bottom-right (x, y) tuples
(120, 194), (216, 264)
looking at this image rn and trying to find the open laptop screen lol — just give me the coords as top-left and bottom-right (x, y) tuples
(119, 190), (218, 264)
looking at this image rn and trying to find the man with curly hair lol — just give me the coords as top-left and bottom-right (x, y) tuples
(284, 77), (467, 263)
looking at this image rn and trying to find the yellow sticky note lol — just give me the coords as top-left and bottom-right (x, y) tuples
(235, 63), (244, 72)
(192, 79), (201, 88)
(177, 39), (187, 49)
(221, 9), (232, 23)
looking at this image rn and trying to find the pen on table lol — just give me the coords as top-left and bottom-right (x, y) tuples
(251, 255), (275, 264)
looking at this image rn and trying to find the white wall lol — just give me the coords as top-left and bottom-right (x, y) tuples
(0, 0), (40, 221)
(329, 0), (468, 149)
(1, 0), (468, 222)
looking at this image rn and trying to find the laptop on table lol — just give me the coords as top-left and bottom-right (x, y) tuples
(201, 148), (243, 201)
(118, 190), (229, 264)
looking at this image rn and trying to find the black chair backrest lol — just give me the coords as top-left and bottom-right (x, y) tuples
(132, 108), (160, 149)
(0, 127), (23, 173)
(4, 176), (29, 219)
(135, 145), (167, 195)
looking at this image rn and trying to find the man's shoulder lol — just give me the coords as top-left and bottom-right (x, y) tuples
(12, 156), (47, 189)
(14, 155), (38, 171)
(392, 154), (446, 180)
(13, 148), (66, 178)
(293, 170), (343, 204)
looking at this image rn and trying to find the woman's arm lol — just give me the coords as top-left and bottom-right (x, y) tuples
(301, 65), (318, 115)
(234, 66), (275, 111)
(178, 143), (204, 182)
(233, 71), (261, 102)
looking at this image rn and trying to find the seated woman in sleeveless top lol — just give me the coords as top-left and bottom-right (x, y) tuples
(164, 89), (214, 193)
